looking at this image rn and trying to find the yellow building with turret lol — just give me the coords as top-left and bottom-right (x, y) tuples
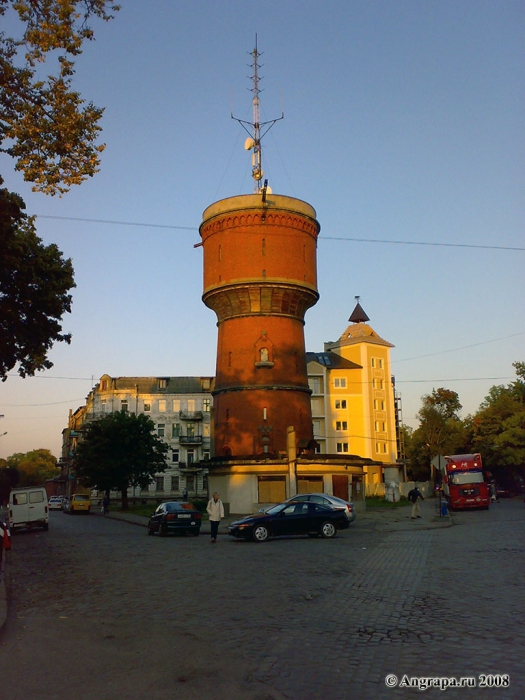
(307, 300), (401, 495)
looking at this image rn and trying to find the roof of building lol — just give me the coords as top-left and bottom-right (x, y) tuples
(348, 301), (370, 323)
(306, 352), (362, 370)
(97, 375), (213, 394)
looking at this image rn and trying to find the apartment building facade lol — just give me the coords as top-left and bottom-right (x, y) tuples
(61, 374), (214, 500)
(307, 302), (401, 494)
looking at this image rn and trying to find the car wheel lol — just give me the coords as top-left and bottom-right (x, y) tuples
(147, 526), (155, 536)
(320, 521), (337, 539)
(159, 523), (168, 537)
(252, 524), (269, 542)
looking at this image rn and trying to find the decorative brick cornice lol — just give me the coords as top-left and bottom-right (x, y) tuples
(203, 282), (319, 323)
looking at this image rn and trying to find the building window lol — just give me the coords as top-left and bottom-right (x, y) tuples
(143, 402), (151, 413)
(173, 399), (180, 412)
(155, 477), (164, 491)
(308, 377), (324, 394)
(171, 475), (179, 491)
(336, 442), (349, 453)
(371, 358), (375, 368)
(172, 449), (179, 463)
(172, 424), (181, 438)
(334, 378), (346, 388)
(157, 424), (165, 437)
(379, 359), (384, 369)
(381, 401), (385, 410)
(121, 400), (128, 412)
(203, 423), (210, 437)
(335, 399), (347, 409)
(101, 400), (106, 413)
(186, 423), (195, 438)
(158, 399), (166, 412)
(336, 421), (348, 431)
(158, 378), (167, 390)
(185, 475), (195, 491)
(203, 399), (210, 412)
(187, 450), (195, 464)
(101, 380), (107, 391)
(187, 399), (195, 412)
(203, 451), (210, 461)
(263, 407), (267, 420)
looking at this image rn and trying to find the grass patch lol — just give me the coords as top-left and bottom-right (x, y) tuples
(366, 496), (410, 509)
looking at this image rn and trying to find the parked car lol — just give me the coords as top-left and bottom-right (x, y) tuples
(8, 486), (49, 531)
(64, 494), (91, 514)
(48, 496), (64, 511)
(147, 502), (202, 537)
(260, 493), (356, 522)
(229, 500), (350, 542)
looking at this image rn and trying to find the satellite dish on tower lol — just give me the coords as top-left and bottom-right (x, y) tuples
(244, 137), (255, 151)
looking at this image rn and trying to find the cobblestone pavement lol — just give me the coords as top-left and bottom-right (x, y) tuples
(1, 498), (523, 699)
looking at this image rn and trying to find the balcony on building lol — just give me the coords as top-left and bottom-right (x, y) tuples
(179, 435), (203, 445)
(179, 411), (203, 421)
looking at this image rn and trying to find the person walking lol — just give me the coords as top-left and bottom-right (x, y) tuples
(206, 492), (224, 543)
(102, 495), (110, 515)
(408, 484), (424, 519)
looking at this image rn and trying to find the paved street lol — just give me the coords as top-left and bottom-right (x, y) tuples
(0, 498), (523, 699)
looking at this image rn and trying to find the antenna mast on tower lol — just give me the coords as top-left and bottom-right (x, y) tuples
(232, 35), (284, 193)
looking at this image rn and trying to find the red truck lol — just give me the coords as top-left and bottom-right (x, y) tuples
(439, 454), (490, 510)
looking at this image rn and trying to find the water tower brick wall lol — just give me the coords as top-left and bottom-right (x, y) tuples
(201, 195), (320, 457)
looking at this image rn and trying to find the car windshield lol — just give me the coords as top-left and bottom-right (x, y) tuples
(450, 472), (485, 485)
(265, 504), (288, 516)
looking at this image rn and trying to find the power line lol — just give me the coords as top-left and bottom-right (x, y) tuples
(395, 332), (525, 362)
(35, 214), (525, 251)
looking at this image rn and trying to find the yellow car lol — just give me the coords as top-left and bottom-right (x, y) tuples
(67, 494), (91, 514)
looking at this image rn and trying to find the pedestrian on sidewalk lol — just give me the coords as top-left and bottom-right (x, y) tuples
(408, 484), (424, 519)
(102, 495), (110, 515)
(206, 492), (224, 543)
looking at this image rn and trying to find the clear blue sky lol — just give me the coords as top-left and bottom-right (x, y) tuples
(1, 0), (523, 459)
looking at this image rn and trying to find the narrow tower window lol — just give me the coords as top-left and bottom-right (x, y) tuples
(263, 407), (267, 420)
(228, 351), (232, 367)
(262, 269), (266, 278)
(218, 244), (222, 261)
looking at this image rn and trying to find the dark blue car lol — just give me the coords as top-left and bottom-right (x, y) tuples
(228, 500), (349, 542)
(147, 502), (201, 537)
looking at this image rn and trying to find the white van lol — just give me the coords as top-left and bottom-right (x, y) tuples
(9, 487), (49, 531)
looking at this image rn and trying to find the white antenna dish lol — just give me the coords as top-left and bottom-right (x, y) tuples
(244, 137), (255, 151)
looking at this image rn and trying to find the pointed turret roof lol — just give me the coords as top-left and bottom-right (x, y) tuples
(348, 300), (370, 324)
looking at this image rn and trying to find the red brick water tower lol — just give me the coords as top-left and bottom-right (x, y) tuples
(200, 42), (320, 457)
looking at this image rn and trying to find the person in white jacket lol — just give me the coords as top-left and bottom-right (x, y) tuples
(206, 492), (225, 543)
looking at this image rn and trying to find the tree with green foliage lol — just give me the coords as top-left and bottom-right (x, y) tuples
(73, 411), (169, 510)
(407, 388), (467, 480)
(1, 0), (119, 195)
(471, 362), (525, 481)
(0, 182), (75, 380)
(6, 448), (59, 486)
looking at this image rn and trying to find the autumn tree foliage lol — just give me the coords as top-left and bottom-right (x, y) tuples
(0, 0), (119, 195)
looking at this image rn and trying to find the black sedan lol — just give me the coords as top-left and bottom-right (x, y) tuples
(228, 500), (349, 542)
(147, 502), (202, 537)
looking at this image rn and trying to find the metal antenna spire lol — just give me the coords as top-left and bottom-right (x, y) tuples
(232, 35), (284, 193)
